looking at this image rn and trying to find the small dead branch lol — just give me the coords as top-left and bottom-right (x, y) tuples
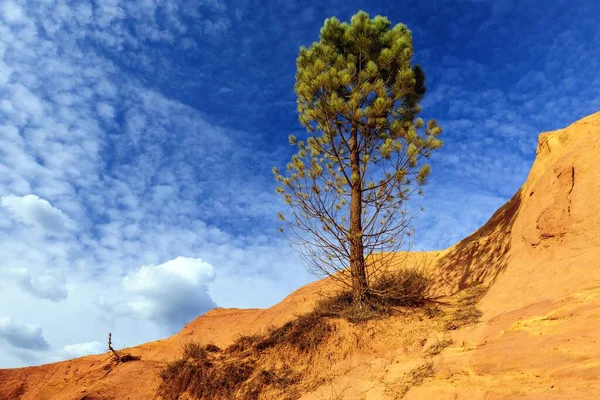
(108, 332), (121, 363)
(103, 332), (141, 373)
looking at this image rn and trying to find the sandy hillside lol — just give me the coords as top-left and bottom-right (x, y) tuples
(0, 112), (599, 399)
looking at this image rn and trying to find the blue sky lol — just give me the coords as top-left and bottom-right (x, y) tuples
(0, 0), (598, 368)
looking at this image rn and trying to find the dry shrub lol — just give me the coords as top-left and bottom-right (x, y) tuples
(158, 356), (256, 400)
(315, 291), (387, 322)
(226, 333), (262, 354)
(204, 343), (221, 353)
(105, 332), (141, 368)
(255, 313), (334, 353)
(190, 360), (256, 398)
(158, 326), (311, 399)
(316, 267), (432, 323)
(182, 342), (208, 360)
(243, 366), (301, 400)
(424, 337), (453, 357)
(407, 361), (435, 385)
(370, 267), (431, 306)
(159, 359), (201, 400)
(386, 361), (435, 399)
(158, 355), (300, 400)
(444, 284), (487, 330)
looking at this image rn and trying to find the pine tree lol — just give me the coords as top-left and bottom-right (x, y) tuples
(274, 11), (442, 308)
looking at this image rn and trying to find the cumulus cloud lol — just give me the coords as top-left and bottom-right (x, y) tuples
(0, 268), (68, 302)
(61, 341), (105, 359)
(1, 194), (71, 235)
(0, 317), (50, 351)
(122, 257), (217, 332)
(20, 272), (69, 302)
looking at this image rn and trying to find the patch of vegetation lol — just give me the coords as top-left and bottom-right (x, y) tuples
(316, 268), (432, 323)
(314, 290), (387, 322)
(443, 284), (487, 330)
(253, 312), (334, 354)
(424, 305), (443, 319)
(103, 332), (141, 375)
(181, 342), (221, 360)
(225, 312), (335, 357)
(204, 343), (221, 353)
(424, 337), (453, 357)
(387, 361), (435, 399)
(182, 342), (206, 360)
(157, 269), (434, 399)
(226, 333), (262, 354)
(157, 327), (311, 400)
(158, 347), (290, 400)
(370, 268), (432, 306)
(406, 361), (435, 386)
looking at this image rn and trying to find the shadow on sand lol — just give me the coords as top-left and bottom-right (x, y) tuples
(431, 188), (524, 295)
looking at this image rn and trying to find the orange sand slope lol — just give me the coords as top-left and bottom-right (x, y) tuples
(1, 112), (599, 399)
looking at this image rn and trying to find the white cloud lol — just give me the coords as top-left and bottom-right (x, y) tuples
(1, 1), (26, 24)
(0, 60), (13, 85)
(10, 83), (44, 122)
(96, 102), (115, 120)
(122, 257), (217, 332)
(0, 267), (68, 302)
(1, 194), (71, 235)
(20, 272), (69, 302)
(0, 317), (50, 351)
(61, 341), (105, 358)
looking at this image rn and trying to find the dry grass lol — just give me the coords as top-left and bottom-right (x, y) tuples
(369, 267), (431, 307)
(157, 268), (434, 399)
(406, 361), (435, 386)
(226, 333), (262, 354)
(204, 343), (221, 353)
(157, 348), (297, 400)
(443, 284), (487, 330)
(159, 341), (253, 400)
(386, 361), (435, 399)
(314, 291), (387, 322)
(253, 313), (334, 353)
(182, 342), (208, 360)
(423, 337), (453, 357)
(157, 322), (315, 400)
(316, 268), (432, 323)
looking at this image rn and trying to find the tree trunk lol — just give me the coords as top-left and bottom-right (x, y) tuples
(349, 127), (368, 307)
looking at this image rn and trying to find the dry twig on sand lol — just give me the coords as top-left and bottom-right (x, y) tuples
(103, 332), (141, 373)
